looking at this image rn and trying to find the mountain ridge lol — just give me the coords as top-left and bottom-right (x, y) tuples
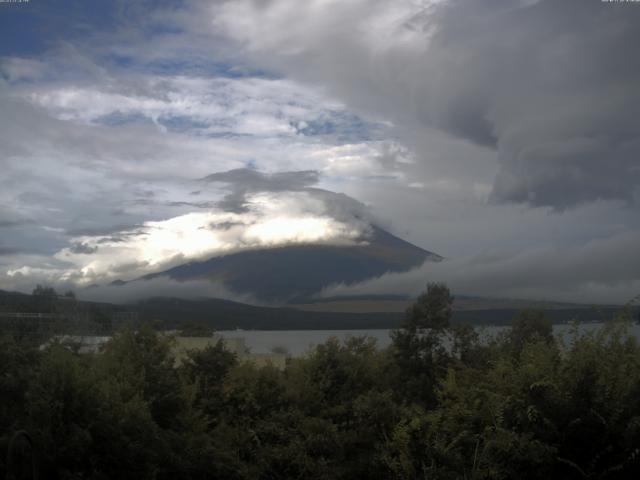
(139, 225), (441, 302)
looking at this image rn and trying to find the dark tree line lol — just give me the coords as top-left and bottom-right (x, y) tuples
(1, 283), (640, 479)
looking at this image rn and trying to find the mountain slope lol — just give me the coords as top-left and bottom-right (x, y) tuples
(143, 226), (440, 302)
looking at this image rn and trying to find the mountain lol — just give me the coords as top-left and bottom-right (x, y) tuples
(142, 226), (441, 302)
(2, 289), (631, 333)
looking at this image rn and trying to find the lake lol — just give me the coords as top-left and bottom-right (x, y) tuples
(217, 323), (640, 356)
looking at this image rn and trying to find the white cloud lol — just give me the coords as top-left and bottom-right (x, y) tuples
(19, 75), (346, 138)
(1, 0), (638, 306)
(0, 63), (409, 291)
(210, 0), (640, 209)
(78, 277), (257, 305)
(3, 190), (370, 288)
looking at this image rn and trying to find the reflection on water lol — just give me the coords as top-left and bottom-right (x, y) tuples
(217, 323), (640, 357)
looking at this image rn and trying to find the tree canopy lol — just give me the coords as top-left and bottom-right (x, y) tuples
(2, 285), (640, 479)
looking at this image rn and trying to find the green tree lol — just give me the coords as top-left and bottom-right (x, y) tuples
(31, 284), (59, 315)
(180, 340), (237, 420)
(509, 309), (553, 359)
(99, 325), (185, 430)
(391, 283), (454, 406)
(0, 336), (39, 477)
(31, 285), (58, 298)
(179, 321), (214, 337)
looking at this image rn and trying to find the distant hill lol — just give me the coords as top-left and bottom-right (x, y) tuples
(1, 289), (634, 332)
(290, 295), (605, 314)
(129, 296), (633, 329)
(141, 225), (441, 302)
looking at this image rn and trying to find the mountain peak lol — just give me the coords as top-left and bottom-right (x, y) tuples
(139, 226), (439, 303)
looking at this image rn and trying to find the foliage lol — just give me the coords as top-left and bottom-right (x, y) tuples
(32, 285), (58, 298)
(178, 321), (214, 338)
(2, 285), (640, 479)
(390, 283), (454, 406)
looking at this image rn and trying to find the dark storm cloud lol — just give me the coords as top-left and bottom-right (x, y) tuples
(203, 169), (319, 191)
(0, 246), (33, 256)
(69, 242), (98, 254)
(197, 168), (374, 237)
(2, 0), (637, 303)
(323, 230), (640, 305)
(217, 0), (640, 209)
(424, 0), (640, 209)
(0, 219), (33, 228)
(422, 0), (640, 209)
(208, 221), (247, 231)
(202, 168), (320, 212)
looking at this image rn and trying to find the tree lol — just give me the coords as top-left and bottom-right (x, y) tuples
(99, 325), (186, 430)
(391, 283), (454, 406)
(450, 322), (487, 367)
(509, 309), (553, 359)
(0, 336), (39, 477)
(180, 340), (237, 420)
(31, 284), (59, 314)
(32, 285), (58, 298)
(405, 282), (454, 332)
(179, 321), (214, 337)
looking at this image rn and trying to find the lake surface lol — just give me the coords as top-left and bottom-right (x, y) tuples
(217, 323), (640, 356)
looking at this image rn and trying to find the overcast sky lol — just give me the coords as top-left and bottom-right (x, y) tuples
(0, 0), (638, 304)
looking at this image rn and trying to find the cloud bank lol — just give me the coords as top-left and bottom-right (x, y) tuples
(212, 0), (640, 210)
(4, 176), (372, 287)
(78, 277), (257, 305)
(322, 230), (640, 305)
(0, 0), (638, 304)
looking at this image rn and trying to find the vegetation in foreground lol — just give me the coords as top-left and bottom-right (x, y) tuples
(2, 284), (640, 479)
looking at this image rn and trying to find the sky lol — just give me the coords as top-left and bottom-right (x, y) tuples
(0, 0), (638, 304)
